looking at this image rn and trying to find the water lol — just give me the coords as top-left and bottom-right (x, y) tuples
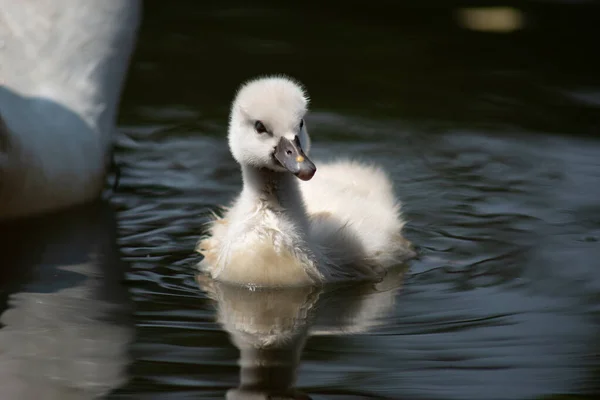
(2, 2), (600, 399)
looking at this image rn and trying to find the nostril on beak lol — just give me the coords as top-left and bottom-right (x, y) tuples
(286, 150), (292, 155)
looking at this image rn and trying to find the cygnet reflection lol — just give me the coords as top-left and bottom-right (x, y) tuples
(197, 264), (407, 400)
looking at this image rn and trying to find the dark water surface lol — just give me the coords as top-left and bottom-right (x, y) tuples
(2, 2), (600, 399)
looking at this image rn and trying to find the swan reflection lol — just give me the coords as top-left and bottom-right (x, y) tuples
(0, 201), (133, 399)
(198, 264), (407, 399)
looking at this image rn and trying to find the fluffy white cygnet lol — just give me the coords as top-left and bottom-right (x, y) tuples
(197, 75), (414, 286)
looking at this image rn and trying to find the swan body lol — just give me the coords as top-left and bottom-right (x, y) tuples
(0, 0), (140, 219)
(197, 76), (414, 286)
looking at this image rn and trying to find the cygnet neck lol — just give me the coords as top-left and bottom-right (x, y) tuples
(241, 165), (309, 226)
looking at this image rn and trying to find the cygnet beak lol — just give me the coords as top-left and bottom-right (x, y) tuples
(274, 136), (316, 181)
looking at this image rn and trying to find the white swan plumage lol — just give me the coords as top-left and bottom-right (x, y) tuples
(197, 75), (414, 286)
(0, 0), (140, 219)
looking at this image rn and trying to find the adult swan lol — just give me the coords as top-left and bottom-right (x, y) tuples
(0, 0), (141, 219)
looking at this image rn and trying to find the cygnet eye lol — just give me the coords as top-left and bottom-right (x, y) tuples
(254, 120), (267, 134)
(299, 119), (304, 130)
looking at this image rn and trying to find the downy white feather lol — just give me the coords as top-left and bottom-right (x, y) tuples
(197, 75), (415, 286)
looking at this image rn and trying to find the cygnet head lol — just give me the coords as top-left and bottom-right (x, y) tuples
(228, 75), (316, 181)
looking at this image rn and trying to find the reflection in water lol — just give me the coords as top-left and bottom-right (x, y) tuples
(0, 201), (133, 399)
(456, 7), (524, 33)
(198, 266), (406, 399)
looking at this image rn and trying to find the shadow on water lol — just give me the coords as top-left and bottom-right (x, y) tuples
(0, 201), (134, 399)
